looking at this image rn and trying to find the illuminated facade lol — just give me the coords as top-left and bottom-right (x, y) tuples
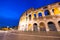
(18, 2), (60, 31)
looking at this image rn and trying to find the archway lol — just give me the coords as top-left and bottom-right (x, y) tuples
(44, 10), (50, 16)
(48, 22), (57, 31)
(39, 22), (46, 31)
(33, 23), (38, 31)
(29, 14), (31, 20)
(38, 13), (42, 17)
(58, 21), (60, 27)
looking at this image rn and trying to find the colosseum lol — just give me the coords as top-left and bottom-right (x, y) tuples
(18, 2), (60, 32)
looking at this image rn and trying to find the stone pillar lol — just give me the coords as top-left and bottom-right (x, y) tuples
(45, 22), (49, 31)
(32, 13), (34, 20)
(54, 21), (60, 31)
(32, 22), (34, 31)
(42, 10), (46, 20)
(49, 9), (54, 15)
(48, 5), (54, 15)
(26, 22), (28, 31)
(42, 10), (45, 17)
(36, 13), (38, 18)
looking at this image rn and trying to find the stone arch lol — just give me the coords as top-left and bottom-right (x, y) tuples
(48, 21), (57, 31)
(44, 10), (50, 16)
(39, 22), (46, 31)
(33, 23), (38, 31)
(38, 12), (42, 17)
(58, 21), (60, 27)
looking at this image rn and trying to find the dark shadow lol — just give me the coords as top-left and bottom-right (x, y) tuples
(38, 13), (42, 17)
(58, 21), (60, 27)
(44, 10), (50, 16)
(39, 22), (46, 31)
(33, 23), (38, 31)
(48, 22), (57, 31)
(29, 14), (31, 20)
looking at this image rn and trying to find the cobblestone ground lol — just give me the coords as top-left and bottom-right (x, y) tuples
(0, 30), (60, 40)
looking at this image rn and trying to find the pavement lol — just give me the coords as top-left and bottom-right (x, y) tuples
(0, 30), (60, 40)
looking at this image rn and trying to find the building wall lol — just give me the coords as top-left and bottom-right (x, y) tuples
(18, 2), (60, 31)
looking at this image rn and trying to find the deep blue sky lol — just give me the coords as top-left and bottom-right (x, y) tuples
(0, 0), (60, 27)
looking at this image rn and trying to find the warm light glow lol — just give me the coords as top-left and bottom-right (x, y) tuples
(18, 2), (60, 31)
(54, 7), (60, 15)
(28, 24), (32, 30)
(32, 13), (34, 18)
(18, 20), (27, 31)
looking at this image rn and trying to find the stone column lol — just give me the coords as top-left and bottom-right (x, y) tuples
(36, 13), (38, 18)
(26, 23), (29, 31)
(31, 13), (34, 20)
(54, 21), (60, 31)
(42, 10), (45, 17)
(45, 22), (49, 31)
(42, 10), (46, 20)
(48, 5), (54, 15)
(49, 9), (54, 15)
(36, 10), (39, 18)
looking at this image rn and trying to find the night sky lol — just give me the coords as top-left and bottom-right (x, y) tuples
(0, 0), (60, 28)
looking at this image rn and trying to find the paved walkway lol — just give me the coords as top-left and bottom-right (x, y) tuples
(0, 30), (60, 40)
